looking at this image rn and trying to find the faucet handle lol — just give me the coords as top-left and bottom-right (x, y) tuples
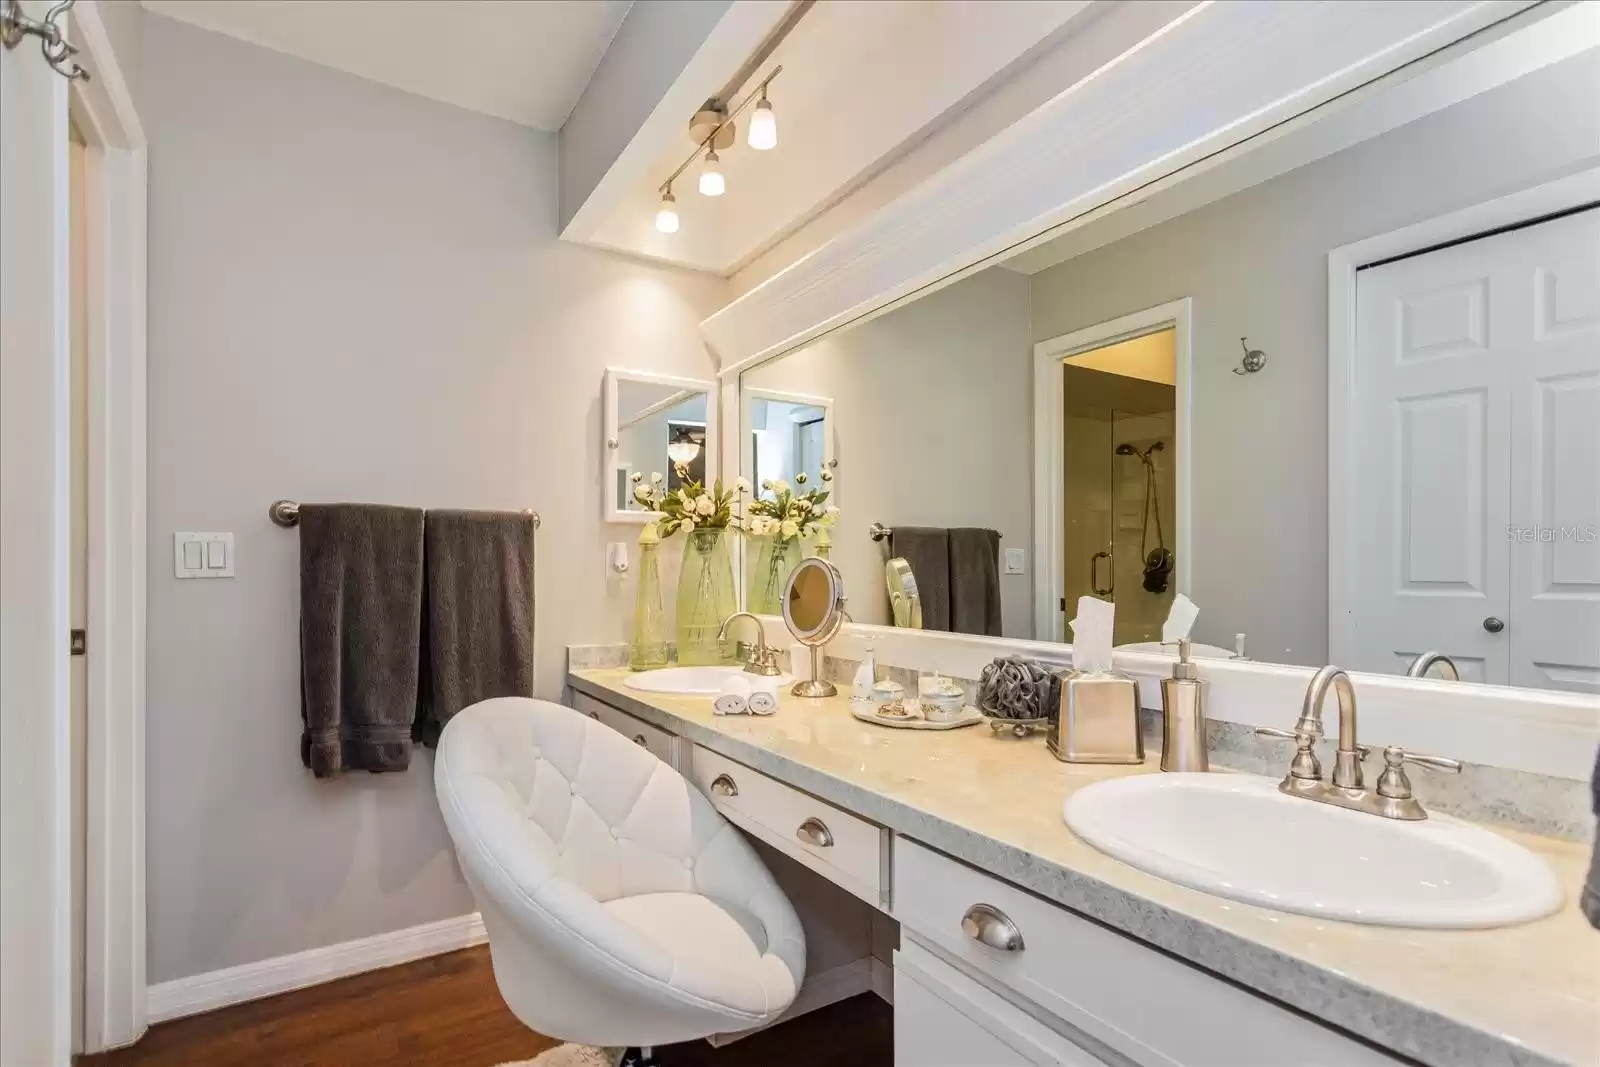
(1376, 745), (1462, 799)
(1255, 727), (1321, 782)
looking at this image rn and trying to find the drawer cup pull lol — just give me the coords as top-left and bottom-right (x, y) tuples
(632, 734), (648, 747)
(586, 711), (600, 720)
(962, 903), (1024, 952)
(710, 773), (739, 797)
(796, 817), (834, 848)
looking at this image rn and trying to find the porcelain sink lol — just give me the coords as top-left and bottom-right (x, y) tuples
(1064, 773), (1562, 929)
(623, 665), (791, 696)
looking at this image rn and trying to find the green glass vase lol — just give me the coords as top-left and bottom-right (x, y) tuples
(629, 524), (670, 671)
(748, 534), (802, 616)
(676, 526), (737, 666)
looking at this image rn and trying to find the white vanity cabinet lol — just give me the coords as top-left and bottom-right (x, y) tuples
(571, 691), (680, 769)
(893, 839), (1403, 1067)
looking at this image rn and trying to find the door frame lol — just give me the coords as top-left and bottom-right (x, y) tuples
(1326, 166), (1600, 669)
(1032, 298), (1192, 642)
(66, 2), (149, 1053)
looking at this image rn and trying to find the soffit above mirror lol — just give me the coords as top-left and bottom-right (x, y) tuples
(559, 0), (1097, 277)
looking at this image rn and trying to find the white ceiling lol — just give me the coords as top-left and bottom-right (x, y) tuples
(140, 0), (633, 130)
(567, 0), (1091, 276)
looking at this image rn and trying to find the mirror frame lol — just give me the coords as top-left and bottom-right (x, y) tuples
(602, 367), (718, 525)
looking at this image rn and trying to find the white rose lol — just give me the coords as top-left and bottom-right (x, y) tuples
(679, 489), (694, 506)
(681, 517), (696, 532)
(770, 479), (789, 495)
(630, 471), (643, 483)
(781, 520), (799, 539)
(825, 505), (841, 522)
(733, 476), (751, 494)
(651, 472), (665, 485)
(695, 494), (714, 516)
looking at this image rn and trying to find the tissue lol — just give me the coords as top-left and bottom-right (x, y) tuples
(1161, 594), (1199, 645)
(1069, 596), (1116, 674)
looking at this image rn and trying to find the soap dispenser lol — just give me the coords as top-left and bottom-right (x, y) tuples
(851, 639), (877, 702)
(1160, 638), (1208, 772)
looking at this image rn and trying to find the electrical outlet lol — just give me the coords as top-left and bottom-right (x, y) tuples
(1004, 547), (1026, 575)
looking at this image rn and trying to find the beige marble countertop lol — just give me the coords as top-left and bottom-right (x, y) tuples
(570, 667), (1600, 1067)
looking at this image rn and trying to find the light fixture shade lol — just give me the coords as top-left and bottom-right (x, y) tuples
(698, 151), (724, 196)
(748, 99), (777, 150)
(655, 189), (679, 234)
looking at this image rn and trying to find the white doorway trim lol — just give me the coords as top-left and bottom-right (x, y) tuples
(67, 2), (149, 1053)
(1033, 299), (1191, 643)
(1325, 166), (1600, 669)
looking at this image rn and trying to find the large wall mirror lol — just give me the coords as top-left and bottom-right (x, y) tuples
(734, 30), (1599, 699)
(604, 369), (717, 524)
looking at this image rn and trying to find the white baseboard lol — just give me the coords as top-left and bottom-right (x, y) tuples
(706, 957), (873, 1047)
(147, 912), (487, 1024)
(869, 956), (893, 1005)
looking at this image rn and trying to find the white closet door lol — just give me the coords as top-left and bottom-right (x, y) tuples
(1348, 208), (1600, 688)
(1505, 209), (1600, 693)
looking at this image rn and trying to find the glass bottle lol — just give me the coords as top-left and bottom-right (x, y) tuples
(629, 522), (670, 670)
(676, 526), (737, 666)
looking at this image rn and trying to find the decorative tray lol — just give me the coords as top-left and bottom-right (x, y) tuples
(983, 714), (1050, 738)
(850, 702), (985, 731)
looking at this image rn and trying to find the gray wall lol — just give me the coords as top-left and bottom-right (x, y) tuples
(1031, 53), (1600, 665)
(142, 15), (727, 983)
(743, 268), (1035, 638)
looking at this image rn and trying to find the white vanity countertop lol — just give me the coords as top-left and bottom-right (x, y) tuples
(569, 668), (1599, 1067)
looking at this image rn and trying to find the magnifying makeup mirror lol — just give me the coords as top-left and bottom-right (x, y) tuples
(783, 556), (847, 698)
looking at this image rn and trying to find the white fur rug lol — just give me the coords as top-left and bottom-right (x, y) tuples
(497, 1045), (622, 1067)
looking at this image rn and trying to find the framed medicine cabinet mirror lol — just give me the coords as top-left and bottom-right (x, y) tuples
(603, 369), (718, 525)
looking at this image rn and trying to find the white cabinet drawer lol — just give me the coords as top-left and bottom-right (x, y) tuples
(894, 839), (1401, 1067)
(571, 692), (678, 769)
(896, 940), (1113, 1067)
(690, 745), (885, 907)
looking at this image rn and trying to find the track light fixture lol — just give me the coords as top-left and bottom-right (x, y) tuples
(748, 86), (777, 150)
(655, 186), (679, 234)
(654, 67), (781, 235)
(698, 148), (724, 197)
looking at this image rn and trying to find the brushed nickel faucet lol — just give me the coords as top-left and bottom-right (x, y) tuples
(1405, 651), (1460, 681)
(1256, 665), (1461, 820)
(718, 612), (783, 677)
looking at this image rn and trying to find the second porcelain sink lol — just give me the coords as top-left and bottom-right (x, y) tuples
(1064, 773), (1562, 929)
(624, 665), (791, 696)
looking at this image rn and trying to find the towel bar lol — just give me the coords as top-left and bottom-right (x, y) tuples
(869, 522), (997, 542)
(269, 499), (541, 529)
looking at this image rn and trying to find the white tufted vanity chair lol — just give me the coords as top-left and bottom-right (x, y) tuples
(435, 697), (806, 1048)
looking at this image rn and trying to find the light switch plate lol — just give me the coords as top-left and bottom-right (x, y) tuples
(175, 532), (234, 579)
(1004, 547), (1026, 575)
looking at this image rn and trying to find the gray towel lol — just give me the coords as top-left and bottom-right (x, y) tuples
(889, 527), (950, 631)
(1585, 745), (1600, 929)
(298, 503), (425, 778)
(418, 509), (536, 742)
(949, 528), (1004, 637)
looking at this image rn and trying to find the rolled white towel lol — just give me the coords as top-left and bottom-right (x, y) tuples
(747, 676), (780, 715)
(713, 674), (751, 716)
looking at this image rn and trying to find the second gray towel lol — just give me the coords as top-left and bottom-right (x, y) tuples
(949, 527), (1004, 638)
(419, 509), (536, 742)
(889, 527), (951, 632)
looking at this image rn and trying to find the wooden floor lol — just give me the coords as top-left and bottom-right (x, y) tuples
(86, 946), (892, 1067)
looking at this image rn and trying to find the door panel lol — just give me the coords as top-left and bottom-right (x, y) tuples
(1507, 210), (1600, 693)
